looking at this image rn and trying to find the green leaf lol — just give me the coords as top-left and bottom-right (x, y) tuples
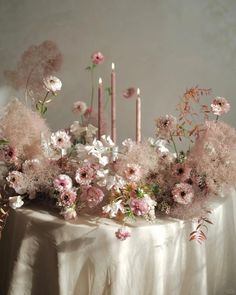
(85, 66), (91, 70)
(136, 188), (145, 198)
(151, 183), (160, 195)
(0, 139), (8, 146)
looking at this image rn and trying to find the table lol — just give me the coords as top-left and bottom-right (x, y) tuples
(1, 189), (236, 295)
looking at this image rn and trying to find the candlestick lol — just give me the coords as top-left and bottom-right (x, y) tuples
(98, 77), (103, 140)
(111, 62), (117, 144)
(136, 88), (141, 143)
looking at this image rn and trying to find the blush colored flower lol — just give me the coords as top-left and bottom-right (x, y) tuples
(130, 198), (149, 216)
(0, 146), (18, 163)
(124, 163), (142, 182)
(80, 186), (104, 208)
(51, 130), (71, 150)
(75, 163), (96, 185)
(9, 195), (24, 209)
(123, 87), (136, 99)
(53, 174), (73, 192)
(72, 101), (87, 115)
(156, 115), (177, 139)
(6, 171), (27, 194)
(43, 76), (62, 93)
(211, 97), (230, 116)
(172, 163), (192, 181)
(91, 51), (104, 65)
(172, 183), (194, 205)
(58, 189), (77, 207)
(62, 207), (77, 220)
(115, 228), (131, 241)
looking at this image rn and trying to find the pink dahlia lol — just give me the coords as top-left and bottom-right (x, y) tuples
(75, 163), (96, 186)
(123, 87), (136, 99)
(58, 189), (77, 207)
(80, 186), (104, 208)
(130, 198), (149, 216)
(172, 163), (192, 181)
(91, 51), (104, 65)
(211, 97), (230, 116)
(53, 174), (73, 192)
(124, 163), (142, 182)
(156, 115), (177, 139)
(115, 228), (131, 241)
(172, 183), (194, 205)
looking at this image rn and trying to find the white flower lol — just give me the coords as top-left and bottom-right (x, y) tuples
(43, 76), (62, 93)
(86, 124), (98, 137)
(73, 101), (87, 115)
(122, 138), (134, 152)
(6, 171), (28, 194)
(70, 121), (87, 138)
(100, 135), (115, 148)
(97, 174), (126, 191)
(62, 207), (77, 221)
(102, 200), (125, 218)
(9, 196), (24, 209)
(148, 137), (169, 153)
(51, 130), (71, 150)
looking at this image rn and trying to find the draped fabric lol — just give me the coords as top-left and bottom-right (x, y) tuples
(1, 190), (236, 295)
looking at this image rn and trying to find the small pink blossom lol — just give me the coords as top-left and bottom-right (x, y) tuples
(75, 163), (96, 186)
(124, 164), (142, 182)
(91, 51), (104, 65)
(115, 228), (131, 241)
(62, 207), (77, 221)
(172, 163), (192, 181)
(0, 146), (18, 163)
(80, 186), (104, 208)
(6, 171), (27, 194)
(72, 101), (87, 115)
(130, 198), (149, 216)
(58, 189), (77, 207)
(172, 183), (194, 205)
(211, 97), (230, 116)
(123, 87), (136, 99)
(54, 174), (73, 192)
(51, 130), (71, 150)
(156, 115), (177, 139)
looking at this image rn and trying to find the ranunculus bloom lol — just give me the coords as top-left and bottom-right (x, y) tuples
(43, 75), (62, 93)
(156, 115), (177, 139)
(172, 183), (194, 205)
(58, 189), (77, 207)
(51, 130), (71, 150)
(172, 163), (192, 181)
(130, 198), (149, 216)
(115, 228), (131, 241)
(123, 87), (136, 99)
(124, 163), (142, 182)
(9, 195), (24, 210)
(53, 174), (73, 192)
(72, 101), (87, 115)
(6, 171), (28, 194)
(80, 186), (104, 208)
(75, 163), (96, 186)
(91, 51), (104, 65)
(211, 97), (230, 116)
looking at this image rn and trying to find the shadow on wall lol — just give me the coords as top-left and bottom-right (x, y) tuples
(0, 86), (13, 108)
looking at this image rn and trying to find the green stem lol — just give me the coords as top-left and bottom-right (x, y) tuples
(215, 115), (219, 122)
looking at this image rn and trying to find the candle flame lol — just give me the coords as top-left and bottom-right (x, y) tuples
(137, 88), (140, 96)
(112, 62), (115, 70)
(99, 77), (103, 84)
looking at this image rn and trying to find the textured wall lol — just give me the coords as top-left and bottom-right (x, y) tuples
(0, 0), (236, 142)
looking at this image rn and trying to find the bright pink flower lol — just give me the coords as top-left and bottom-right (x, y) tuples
(130, 198), (149, 216)
(58, 189), (77, 207)
(156, 115), (177, 139)
(124, 164), (142, 182)
(80, 186), (104, 208)
(172, 183), (194, 205)
(75, 163), (96, 186)
(172, 163), (192, 181)
(115, 228), (131, 241)
(211, 97), (230, 116)
(91, 52), (104, 65)
(123, 87), (136, 99)
(54, 174), (73, 192)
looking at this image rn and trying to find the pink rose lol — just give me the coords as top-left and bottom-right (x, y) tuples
(130, 198), (149, 216)
(91, 51), (104, 65)
(115, 228), (131, 241)
(80, 186), (104, 208)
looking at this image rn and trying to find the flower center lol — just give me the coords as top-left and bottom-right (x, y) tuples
(180, 191), (186, 197)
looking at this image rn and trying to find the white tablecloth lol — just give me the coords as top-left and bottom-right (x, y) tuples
(1, 190), (236, 295)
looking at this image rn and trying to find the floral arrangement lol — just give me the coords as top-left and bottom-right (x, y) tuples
(1, 41), (236, 243)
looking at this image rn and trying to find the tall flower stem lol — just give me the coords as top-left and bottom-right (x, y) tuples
(90, 66), (95, 109)
(215, 115), (219, 122)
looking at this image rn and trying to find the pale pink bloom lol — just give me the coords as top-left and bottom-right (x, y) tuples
(211, 97), (230, 116)
(43, 76), (62, 93)
(72, 101), (87, 115)
(123, 87), (136, 99)
(0, 146), (18, 163)
(75, 163), (96, 185)
(172, 183), (194, 205)
(172, 163), (192, 181)
(80, 186), (104, 208)
(53, 174), (73, 192)
(6, 171), (27, 194)
(156, 115), (177, 139)
(130, 198), (149, 216)
(91, 51), (104, 65)
(115, 228), (131, 241)
(22, 159), (40, 173)
(62, 207), (77, 220)
(51, 130), (71, 150)
(58, 189), (77, 207)
(9, 195), (24, 209)
(124, 163), (142, 182)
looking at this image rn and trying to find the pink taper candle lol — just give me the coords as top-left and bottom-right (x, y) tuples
(98, 77), (103, 140)
(111, 62), (117, 144)
(136, 88), (141, 143)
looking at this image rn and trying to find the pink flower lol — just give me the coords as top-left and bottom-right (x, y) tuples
(211, 97), (230, 116)
(91, 52), (104, 65)
(75, 163), (96, 185)
(156, 115), (177, 139)
(172, 183), (194, 205)
(51, 130), (71, 150)
(80, 186), (104, 208)
(0, 146), (18, 163)
(130, 198), (149, 216)
(62, 207), (77, 221)
(115, 228), (131, 241)
(6, 171), (27, 194)
(58, 189), (77, 207)
(123, 87), (136, 99)
(72, 101), (88, 115)
(124, 164), (142, 182)
(172, 163), (192, 181)
(54, 174), (73, 192)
